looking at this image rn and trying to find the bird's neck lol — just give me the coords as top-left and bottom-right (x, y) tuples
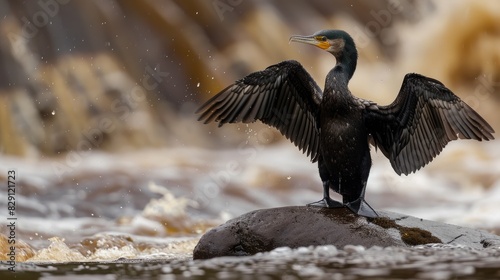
(334, 45), (357, 80)
(324, 67), (351, 105)
(323, 44), (358, 105)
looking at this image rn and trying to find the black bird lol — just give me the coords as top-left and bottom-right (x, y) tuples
(196, 30), (495, 218)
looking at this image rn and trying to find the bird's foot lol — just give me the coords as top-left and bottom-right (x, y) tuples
(345, 198), (379, 218)
(307, 197), (343, 208)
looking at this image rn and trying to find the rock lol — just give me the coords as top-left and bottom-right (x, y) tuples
(193, 206), (500, 259)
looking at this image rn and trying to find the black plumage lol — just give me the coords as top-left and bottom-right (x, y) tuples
(196, 29), (494, 218)
(197, 60), (322, 160)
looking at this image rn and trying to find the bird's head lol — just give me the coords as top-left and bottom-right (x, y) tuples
(289, 29), (356, 61)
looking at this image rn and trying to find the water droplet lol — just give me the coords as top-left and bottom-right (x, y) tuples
(197, 82), (200, 87)
(51, 110), (55, 115)
(287, 176), (291, 180)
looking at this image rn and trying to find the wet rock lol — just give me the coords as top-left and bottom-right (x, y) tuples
(193, 206), (500, 259)
(381, 211), (500, 249)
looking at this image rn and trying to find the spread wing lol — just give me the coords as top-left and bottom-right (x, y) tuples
(196, 60), (323, 162)
(364, 73), (495, 175)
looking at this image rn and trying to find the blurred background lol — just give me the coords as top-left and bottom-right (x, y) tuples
(1, 0), (498, 156)
(0, 0), (500, 262)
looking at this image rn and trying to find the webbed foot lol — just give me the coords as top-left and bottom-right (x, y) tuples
(307, 197), (343, 208)
(345, 198), (378, 218)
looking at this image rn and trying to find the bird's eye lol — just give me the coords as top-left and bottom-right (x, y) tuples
(315, 36), (327, 42)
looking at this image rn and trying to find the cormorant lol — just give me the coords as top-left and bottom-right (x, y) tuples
(196, 30), (495, 218)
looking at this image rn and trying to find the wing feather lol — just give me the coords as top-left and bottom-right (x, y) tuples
(243, 89), (264, 122)
(365, 73), (494, 175)
(196, 60), (322, 162)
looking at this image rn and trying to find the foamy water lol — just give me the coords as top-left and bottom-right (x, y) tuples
(0, 138), (499, 263)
